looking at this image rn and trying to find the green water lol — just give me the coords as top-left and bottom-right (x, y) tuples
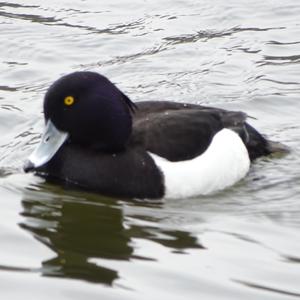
(1, 1), (300, 299)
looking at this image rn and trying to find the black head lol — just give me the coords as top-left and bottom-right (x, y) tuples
(44, 71), (136, 151)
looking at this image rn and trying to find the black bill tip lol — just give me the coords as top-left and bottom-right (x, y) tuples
(23, 160), (35, 173)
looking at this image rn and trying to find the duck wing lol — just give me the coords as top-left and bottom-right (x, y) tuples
(131, 101), (249, 161)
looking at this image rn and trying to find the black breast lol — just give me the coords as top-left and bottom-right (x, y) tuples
(36, 144), (165, 199)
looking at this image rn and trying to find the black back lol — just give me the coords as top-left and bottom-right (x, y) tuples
(131, 101), (270, 161)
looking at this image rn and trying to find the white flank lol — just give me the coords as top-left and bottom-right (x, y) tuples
(149, 128), (250, 199)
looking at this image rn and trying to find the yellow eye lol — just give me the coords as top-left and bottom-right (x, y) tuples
(64, 96), (75, 106)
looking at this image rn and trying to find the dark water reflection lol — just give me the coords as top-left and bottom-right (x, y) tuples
(20, 193), (130, 284)
(20, 187), (203, 285)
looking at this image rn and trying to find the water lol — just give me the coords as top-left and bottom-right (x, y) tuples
(1, 0), (300, 299)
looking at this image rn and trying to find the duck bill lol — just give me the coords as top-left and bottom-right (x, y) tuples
(24, 120), (69, 172)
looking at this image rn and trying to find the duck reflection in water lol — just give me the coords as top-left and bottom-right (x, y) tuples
(20, 190), (131, 284)
(20, 186), (204, 285)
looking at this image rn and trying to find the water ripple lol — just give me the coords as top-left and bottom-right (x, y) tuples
(0, 0), (300, 299)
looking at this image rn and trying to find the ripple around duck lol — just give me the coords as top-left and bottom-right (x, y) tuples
(234, 281), (300, 298)
(163, 26), (284, 46)
(0, 10), (61, 24)
(1, 0), (300, 299)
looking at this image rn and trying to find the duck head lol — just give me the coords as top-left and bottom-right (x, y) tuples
(24, 71), (136, 172)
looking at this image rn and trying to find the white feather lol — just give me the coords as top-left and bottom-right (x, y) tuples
(149, 128), (250, 199)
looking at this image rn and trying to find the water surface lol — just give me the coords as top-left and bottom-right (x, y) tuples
(1, 0), (300, 299)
